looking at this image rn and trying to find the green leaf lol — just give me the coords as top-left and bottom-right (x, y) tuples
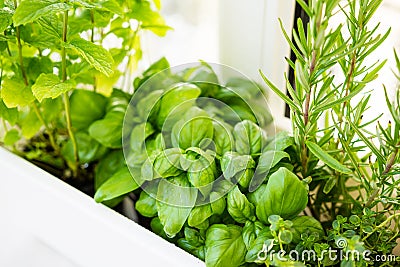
(135, 191), (158, 217)
(152, 148), (184, 178)
(259, 71), (302, 114)
(156, 84), (201, 129)
(3, 129), (20, 146)
(187, 152), (216, 197)
(67, 38), (114, 76)
(233, 120), (267, 156)
(89, 111), (124, 148)
(94, 150), (125, 189)
(213, 121), (234, 156)
(130, 122), (154, 151)
(256, 151), (290, 175)
(94, 167), (140, 202)
(0, 10), (12, 32)
(227, 186), (256, 223)
(205, 224), (247, 267)
(70, 89), (108, 130)
(157, 175), (198, 237)
(61, 132), (107, 164)
(188, 205), (213, 229)
(1, 78), (34, 108)
(242, 221), (264, 250)
(245, 229), (274, 263)
(210, 192), (226, 215)
(254, 167), (308, 222)
(291, 216), (325, 243)
(265, 131), (294, 151)
(20, 109), (42, 138)
(220, 151), (255, 180)
(172, 106), (213, 150)
(305, 141), (351, 173)
(0, 100), (18, 125)
(32, 74), (75, 102)
(13, 0), (72, 26)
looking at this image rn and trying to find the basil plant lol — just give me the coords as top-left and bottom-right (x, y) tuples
(95, 60), (320, 267)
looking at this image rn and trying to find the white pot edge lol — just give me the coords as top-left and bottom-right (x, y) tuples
(0, 147), (205, 267)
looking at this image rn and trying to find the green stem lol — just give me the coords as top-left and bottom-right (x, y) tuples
(362, 213), (400, 241)
(90, 9), (97, 92)
(32, 103), (59, 154)
(365, 146), (399, 207)
(61, 2), (79, 176)
(13, 0), (59, 154)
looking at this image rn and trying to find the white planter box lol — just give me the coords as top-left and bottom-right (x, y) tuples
(0, 147), (204, 267)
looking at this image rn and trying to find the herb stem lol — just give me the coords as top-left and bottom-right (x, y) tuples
(32, 103), (59, 154)
(362, 213), (400, 241)
(61, 1), (79, 176)
(13, 0), (59, 154)
(365, 146), (399, 207)
(90, 8), (97, 92)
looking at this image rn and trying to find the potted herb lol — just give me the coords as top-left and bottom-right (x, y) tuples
(95, 0), (400, 266)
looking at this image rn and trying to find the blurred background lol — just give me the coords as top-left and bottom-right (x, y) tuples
(140, 0), (400, 125)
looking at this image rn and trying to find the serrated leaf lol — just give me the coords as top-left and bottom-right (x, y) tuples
(305, 141), (351, 174)
(0, 10), (12, 32)
(32, 74), (75, 102)
(13, 0), (71, 26)
(67, 38), (114, 76)
(1, 78), (34, 108)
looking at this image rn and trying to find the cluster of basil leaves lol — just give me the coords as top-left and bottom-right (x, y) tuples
(92, 59), (328, 267)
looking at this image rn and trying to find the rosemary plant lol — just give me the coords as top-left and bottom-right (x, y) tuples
(262, 0), (400, 263)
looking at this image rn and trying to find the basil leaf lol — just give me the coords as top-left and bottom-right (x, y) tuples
(13, 0), (72, 26)
(135, 191), (157, 218)
(61, 132), (107, 164)
(257, 151), (290, 175)
(130, 122), (155, 151)
(188, 204), (213, 229)
(67, 38), (114, 76)
(70, 89), (107, 130)
(210, 192), (226, 215)
(221, 151), (255, 179)
(156, 83), (201, 129)
(227, 186), (256, 223)
(254, 167), (308, 222)
(245, 229), (274, 263)
(157, 175), (198, 237)
(242, 221), (264, 249)
(237, 168), (255, 189)
(291, 216), (325, 243)
(153, 148), (184, 178)
(213, 121), (234, 156)
(171, 106), (213, 150)
(205, 224), (247, 267)
(187, 152), (217, 197)
(1, 78), (34, 108)
(233, 120), (267, 156)
(305, 141), (351, 173)
(89, 111), (124, 148)
(94, 150), (125, 189)
(94, 167), (140, 202)
(32, 74), (75, 102)
(264, 131), (294, 151)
